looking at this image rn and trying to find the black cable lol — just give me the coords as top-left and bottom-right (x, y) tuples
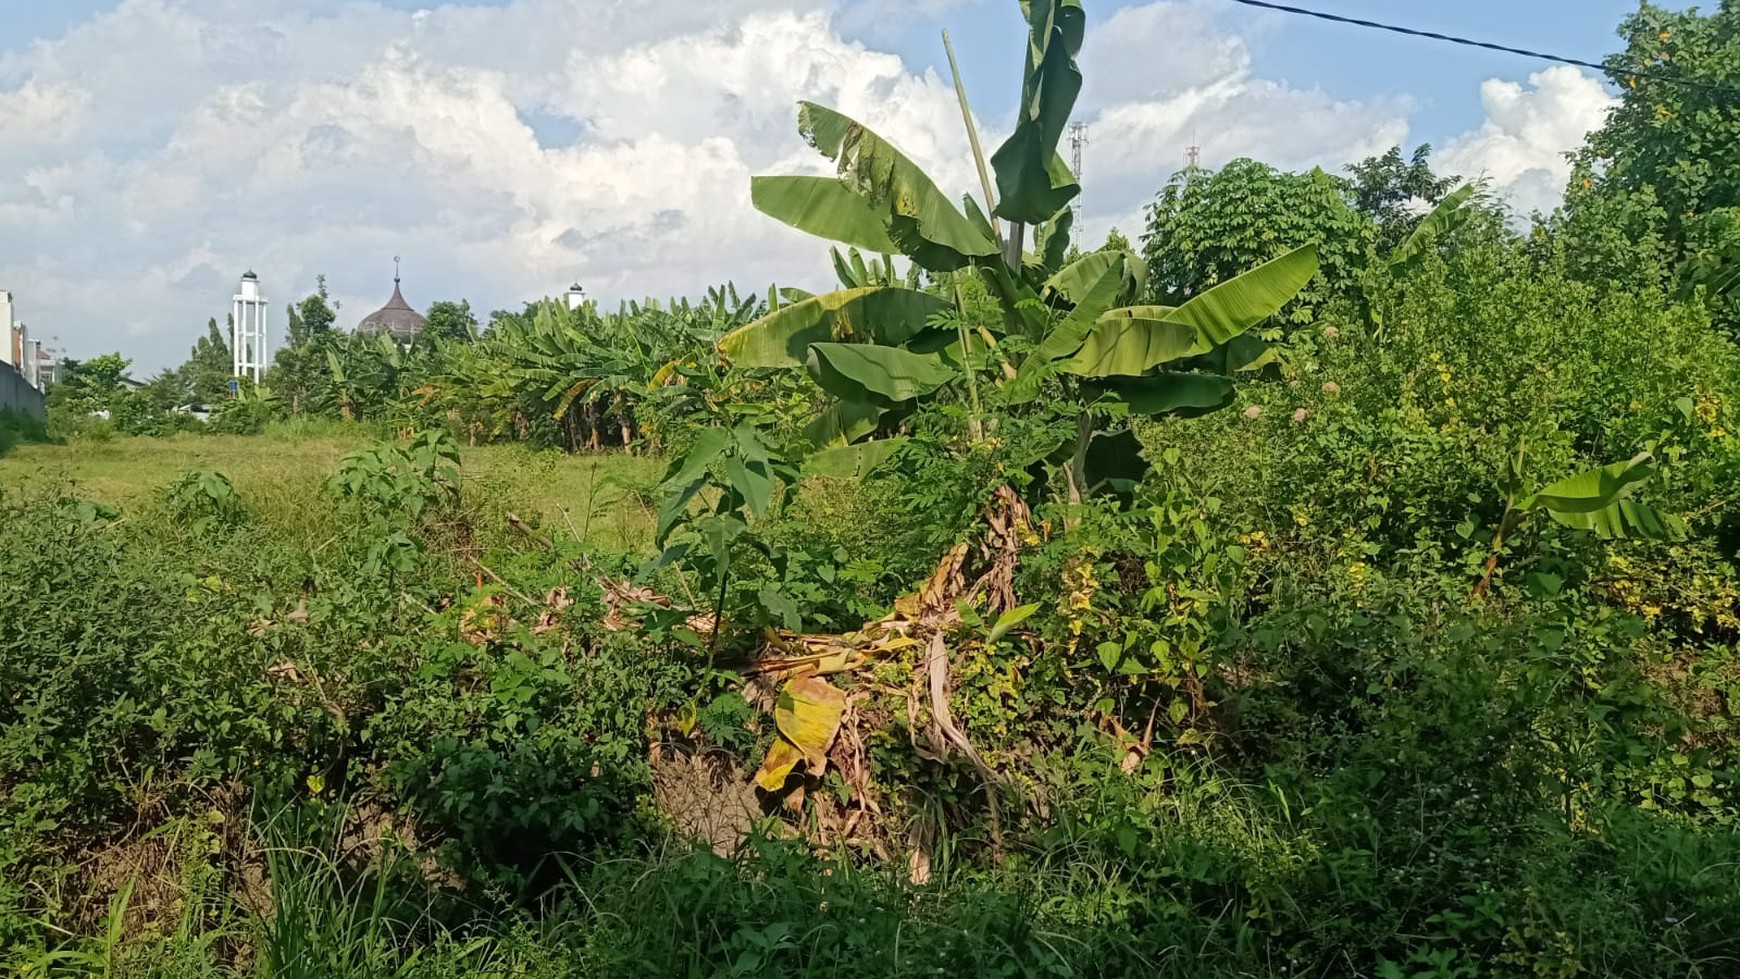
(1224, 0), (1740, 101)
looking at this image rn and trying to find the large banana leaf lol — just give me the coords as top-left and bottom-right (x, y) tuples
(991, 0), (1086, 224)
(1189, 334), (1277, 375)
(752, 176), (904, 255)
(1039, 205), (1075, 270)
(1160, 246), (1319, 347)
(1042, 249), (1144, 307)
(1030, 262), (1128, 363)
(805, 437), (909, 478)
(799, 102), (998, 271)
(755, 676), (847, 791)
(1097, 373), (1236, 417)
(1058, 306), (1197, 377)
(805, 342), (958, 404)
(1006, 260), (1128, 402)
(1524, 453), (1657, 514)
(1546, 500), (1687, 540)
(802, 397), (885, 449)
(1082, 428), (1146, 496)
(1390, 183), (1477, 269)
(1522, 453), (1685, 541)
(719, 287), (949, 369)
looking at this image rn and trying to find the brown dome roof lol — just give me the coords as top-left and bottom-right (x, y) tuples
(357, 279), (426, 342)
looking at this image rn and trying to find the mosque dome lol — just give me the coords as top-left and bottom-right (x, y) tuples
(357, 261), (426, 343)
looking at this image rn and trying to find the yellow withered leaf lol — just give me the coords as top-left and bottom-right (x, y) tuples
(755, 739), (806, 792)
(753, 676), (847, 791)
(776, 676), (847, 769)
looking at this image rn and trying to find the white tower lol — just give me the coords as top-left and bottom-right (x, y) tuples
(565, 282), (587, 312)
(232, 271), (269, 387)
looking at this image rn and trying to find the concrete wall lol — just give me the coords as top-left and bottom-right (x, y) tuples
(0, 359), (45, 422)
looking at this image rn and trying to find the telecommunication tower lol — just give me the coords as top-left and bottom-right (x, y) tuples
(232, 271), (269, 387)
(1068, 122), (1089, 217)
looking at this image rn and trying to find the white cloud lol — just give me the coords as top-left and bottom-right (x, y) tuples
(0, 78), (90, 146)
(0, 0), (1588, 372)
(1072, 1), (1409, 246)
(1438, 66), (1616, 218)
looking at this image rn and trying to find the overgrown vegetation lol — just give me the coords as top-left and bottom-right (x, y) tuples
(7, 2), (1740, 976)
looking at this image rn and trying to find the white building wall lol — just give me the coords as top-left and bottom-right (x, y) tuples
(0, 291), (15, 369)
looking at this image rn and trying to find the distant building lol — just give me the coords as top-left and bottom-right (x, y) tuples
(2, 290), (19, 371)
(1, 290), (50, 392)
(357, 259), (427, 344)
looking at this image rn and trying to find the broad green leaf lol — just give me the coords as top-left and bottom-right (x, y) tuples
(1163, 246), (1319, 347)
(655, 427), (733, 544)
(988, 603), (1041, 643)
(1390, 183), (1478, 269)
(804, 437), (908, 479)
(719, 287), (950, 369)
(1190, 334), (1277, 375)
(1524, 453), (1657, 515)
(803, 398), (885, 448)
(831, 247), (860, 289)
(805, 343), (957, 404)
(991, 0), (1086, 224)
(724, 457), (774, 519)
(1546, 500), (1687, 540)
(753, 176), (904, 254)
(1007, 260), (1127, 402)
(1083, 427), (1147, 495)
(963, 194), (997, 244)
(1059, 305), (1197, 377)
(1098, 373), (1236, 417)
(1043, 250), (1144, 307)
(799, 102), (998, 271)
(1039, 205), (1075, 271)
(697, 513), (748, 586)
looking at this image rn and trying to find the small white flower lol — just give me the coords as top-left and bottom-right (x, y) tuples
(1243, 406), (1264, 420)
(1293, 408), (1311, 423)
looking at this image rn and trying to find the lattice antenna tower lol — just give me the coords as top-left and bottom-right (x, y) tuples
(1068, 122), (1089, 218)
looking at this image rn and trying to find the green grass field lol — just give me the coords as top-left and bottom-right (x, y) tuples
(0, 424), (666, 553)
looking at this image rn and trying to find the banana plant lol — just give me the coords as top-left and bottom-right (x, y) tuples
(1472, 450), (1687, 598)
(721, 0), (1318, 492)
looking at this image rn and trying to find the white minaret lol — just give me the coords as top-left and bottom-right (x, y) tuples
(232, 271), (269, 387)
(565, 282), (586, 312)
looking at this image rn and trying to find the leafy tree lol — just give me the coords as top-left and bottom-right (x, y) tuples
(1099, 227), (1132, 253)
(1346, 144), (1460, 250)
(1141, 159), (1373, 319)
(180, 317), (233, 404)
(47, 353), (131, 416)
(424, 300), (479, 344)
(268, 276), (340, 413)
(1567, 2), (1740, 316)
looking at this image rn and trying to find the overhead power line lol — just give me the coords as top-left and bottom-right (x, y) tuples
(1223, 0), (1740, 101)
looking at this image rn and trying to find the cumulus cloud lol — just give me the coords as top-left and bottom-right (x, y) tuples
(1071, 1), (1409, 245)
(1438, 66), (1617, 218)
(0, 0), (1596, 372)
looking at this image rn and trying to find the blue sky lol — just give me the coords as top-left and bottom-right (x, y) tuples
(0, 0), (1672, 369)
